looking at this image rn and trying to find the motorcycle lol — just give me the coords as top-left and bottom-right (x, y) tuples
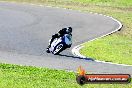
(46, 34), (72, 55)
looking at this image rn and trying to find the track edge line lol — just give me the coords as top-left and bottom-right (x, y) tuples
(72, 15), (132, 67)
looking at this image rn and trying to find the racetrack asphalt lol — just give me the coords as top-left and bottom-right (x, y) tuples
(0, 2), (132, 75)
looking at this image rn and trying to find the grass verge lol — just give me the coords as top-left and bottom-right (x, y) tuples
(80, 35), (132, 65)
(0, 63), (132, 88)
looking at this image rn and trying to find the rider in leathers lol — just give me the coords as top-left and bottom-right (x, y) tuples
(46, 27), (72, 53)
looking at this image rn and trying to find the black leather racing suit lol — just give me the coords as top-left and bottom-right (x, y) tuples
(48, 28), (71, 48)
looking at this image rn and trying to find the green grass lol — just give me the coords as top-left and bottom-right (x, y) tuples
(0, 63), (77, 88)
(80, 35), (132, 65)
(0, 63), (132, 88)
(72, 0), (132, 7)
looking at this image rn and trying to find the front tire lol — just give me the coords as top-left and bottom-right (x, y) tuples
(53, 43), (64, 55)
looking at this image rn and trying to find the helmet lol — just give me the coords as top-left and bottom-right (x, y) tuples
(66, 27), (72, 34)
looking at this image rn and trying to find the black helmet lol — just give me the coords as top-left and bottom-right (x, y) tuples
(66, 27), (72, 34)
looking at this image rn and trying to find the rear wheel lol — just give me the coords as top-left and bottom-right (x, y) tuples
(53, 43), (64, 55)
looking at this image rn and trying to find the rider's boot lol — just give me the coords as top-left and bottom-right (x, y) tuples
(46, 45), (50, 53)
(46, 48), (50, 53)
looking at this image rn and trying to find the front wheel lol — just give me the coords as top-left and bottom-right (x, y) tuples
(53, 43), (64, 55)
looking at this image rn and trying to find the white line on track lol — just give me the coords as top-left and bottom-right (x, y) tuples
(72, 15), (132, 67)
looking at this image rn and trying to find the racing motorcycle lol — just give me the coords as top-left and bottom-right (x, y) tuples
(46, 34), (72, 55)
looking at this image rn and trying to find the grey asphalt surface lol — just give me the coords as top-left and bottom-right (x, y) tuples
(0, 2), (132, 75)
